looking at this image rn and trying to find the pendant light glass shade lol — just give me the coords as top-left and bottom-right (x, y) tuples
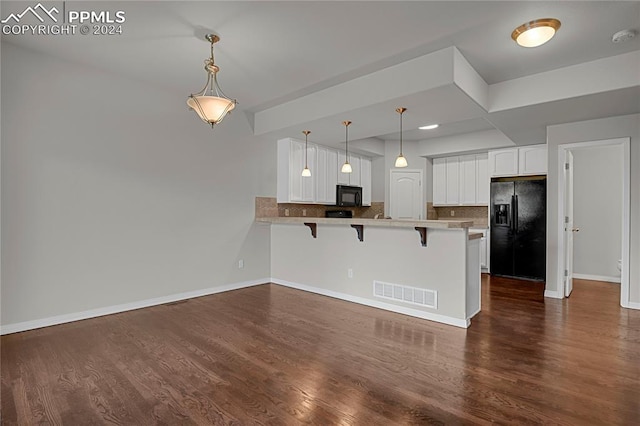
(187, 34), (237, 128)
(302, 130), (312, 177)
(341, 121), (352, 173)
(395, 107), (408, 168)
(394, 154), (408, 168)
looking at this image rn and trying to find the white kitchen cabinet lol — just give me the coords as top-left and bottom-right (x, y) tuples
(278, 138), (315, 203)
(278, 138), (372, 205)
(476, 153), (489, 205)
(338, 152), (365, 187)
(433, 154), (488, 206)
(433, 158), (447, 205)
(349, 156), (361, 187)
(445, 157), (460, 205)
(488, 149), (518, 177)
(471, 228), (490, 272)
(337, 151), (350, 185)
(460, 154), (477, 204)
(361, 157), (372, 206)
(488, 145), (547, 177)
(316, 146), (338, 204)
(518, 145), (547, 175)
(301, 146), (316, 202)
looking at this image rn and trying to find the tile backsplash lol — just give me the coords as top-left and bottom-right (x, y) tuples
(255, 197), (384, 219)
(434, 206), (489, 227)
(256, 196), (487, 226)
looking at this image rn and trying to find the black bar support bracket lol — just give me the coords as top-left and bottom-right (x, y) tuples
(304, 222), (317, 238)
(351, 224), (364, 242)
(415, 227), (427, 247)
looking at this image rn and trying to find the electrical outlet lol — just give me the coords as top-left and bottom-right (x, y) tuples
(238, 259), (244, 269)
(302, 209), (307, 217)
(450, 210), (455, 217)
(348, 268), (353, 278)
(284, 208), (290, 217)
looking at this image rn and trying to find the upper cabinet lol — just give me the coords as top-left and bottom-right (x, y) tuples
(518, 145), (548, 175)
(361, 157), (372, 206)
(277, 138), (316, 203)
(316, 145), (338, 204)
(488, 145), (547, 177)
(476, 154), (489, 204)
(337, 153), (362, 187)
(277, 138), (372, 206)
(433, 153), (488, 206)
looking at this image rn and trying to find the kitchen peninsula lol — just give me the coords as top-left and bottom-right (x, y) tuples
(257, 216), (481, 328)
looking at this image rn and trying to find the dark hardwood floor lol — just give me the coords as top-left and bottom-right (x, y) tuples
(2, 276), (639, 425)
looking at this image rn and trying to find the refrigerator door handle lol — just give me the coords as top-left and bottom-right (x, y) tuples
(514, 194), (519, 233)
(510, 195), (515, 232)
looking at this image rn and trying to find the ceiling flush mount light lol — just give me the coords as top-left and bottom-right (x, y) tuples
(187, 34), (237, 128)
(511, 18), (561, 48)
(395, 107), (408, 168)
(341, 121), (353, 174)
(302, 130), (312, 177)
(419, 124), (439, 130)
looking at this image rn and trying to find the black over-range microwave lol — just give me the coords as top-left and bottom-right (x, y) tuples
(336, 185), (362, 207)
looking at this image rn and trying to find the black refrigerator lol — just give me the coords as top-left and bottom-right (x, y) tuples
(490, 177), (546, 281)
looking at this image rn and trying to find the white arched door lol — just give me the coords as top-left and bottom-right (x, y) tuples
(390, 170), (423, 220)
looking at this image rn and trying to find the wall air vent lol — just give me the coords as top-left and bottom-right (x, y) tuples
(373, 281), (437, 309)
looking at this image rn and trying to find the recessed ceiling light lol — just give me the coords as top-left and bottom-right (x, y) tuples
(419, 124), (439, 130)
(511, 18), (561, 48)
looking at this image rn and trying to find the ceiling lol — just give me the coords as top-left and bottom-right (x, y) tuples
(3, 1), (639, 150)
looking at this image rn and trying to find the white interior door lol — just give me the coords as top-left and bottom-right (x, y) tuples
(390, 170), (423, 219)
(564, 150), (575, 297)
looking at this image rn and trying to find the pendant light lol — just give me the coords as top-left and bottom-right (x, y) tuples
(302, 130), (312, 177)
(341, 121), (353, 173)
(394, 107), (408, 168)
(187, 34), (237, 128)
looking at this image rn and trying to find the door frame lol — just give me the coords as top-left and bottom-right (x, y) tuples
(556, 137), (630, 307)
(564, 150), (574, 297)
(389, 169), (424, 220)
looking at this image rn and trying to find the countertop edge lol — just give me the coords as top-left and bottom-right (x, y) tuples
(255, 217), (474, 229)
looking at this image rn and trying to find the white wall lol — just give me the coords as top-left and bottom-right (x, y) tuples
(270, 223), (470, 325)
(418, 129), (515, 157)
(547, 114), (640, 304)
(572, 146), (623, 280)
(371, 156), (386, 202)
(1, 43), (273, 328)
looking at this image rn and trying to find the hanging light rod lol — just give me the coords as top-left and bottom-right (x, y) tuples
(341, 121), (352, 174)
(395, 107), (408, 168)
(302, 130), (311, 177)
(187, 33), (237, 128)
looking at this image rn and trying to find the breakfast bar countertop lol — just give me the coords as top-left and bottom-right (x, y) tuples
(256, 216), (474, 229)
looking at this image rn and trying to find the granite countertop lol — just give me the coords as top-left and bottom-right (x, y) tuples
(256, 216), (474, 229)
(468, 232), (483, 240)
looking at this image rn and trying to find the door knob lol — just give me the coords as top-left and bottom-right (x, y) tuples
(572, 228), (580, 232)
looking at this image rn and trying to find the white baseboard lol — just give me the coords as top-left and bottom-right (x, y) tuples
(623, 301), (640, 310)
(0, 278), (269, 335)
(573, 273), (621, 283)
(271, 278), (470, 328)
(544, 289), (563, 299)
(466, 307), (481, 320)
